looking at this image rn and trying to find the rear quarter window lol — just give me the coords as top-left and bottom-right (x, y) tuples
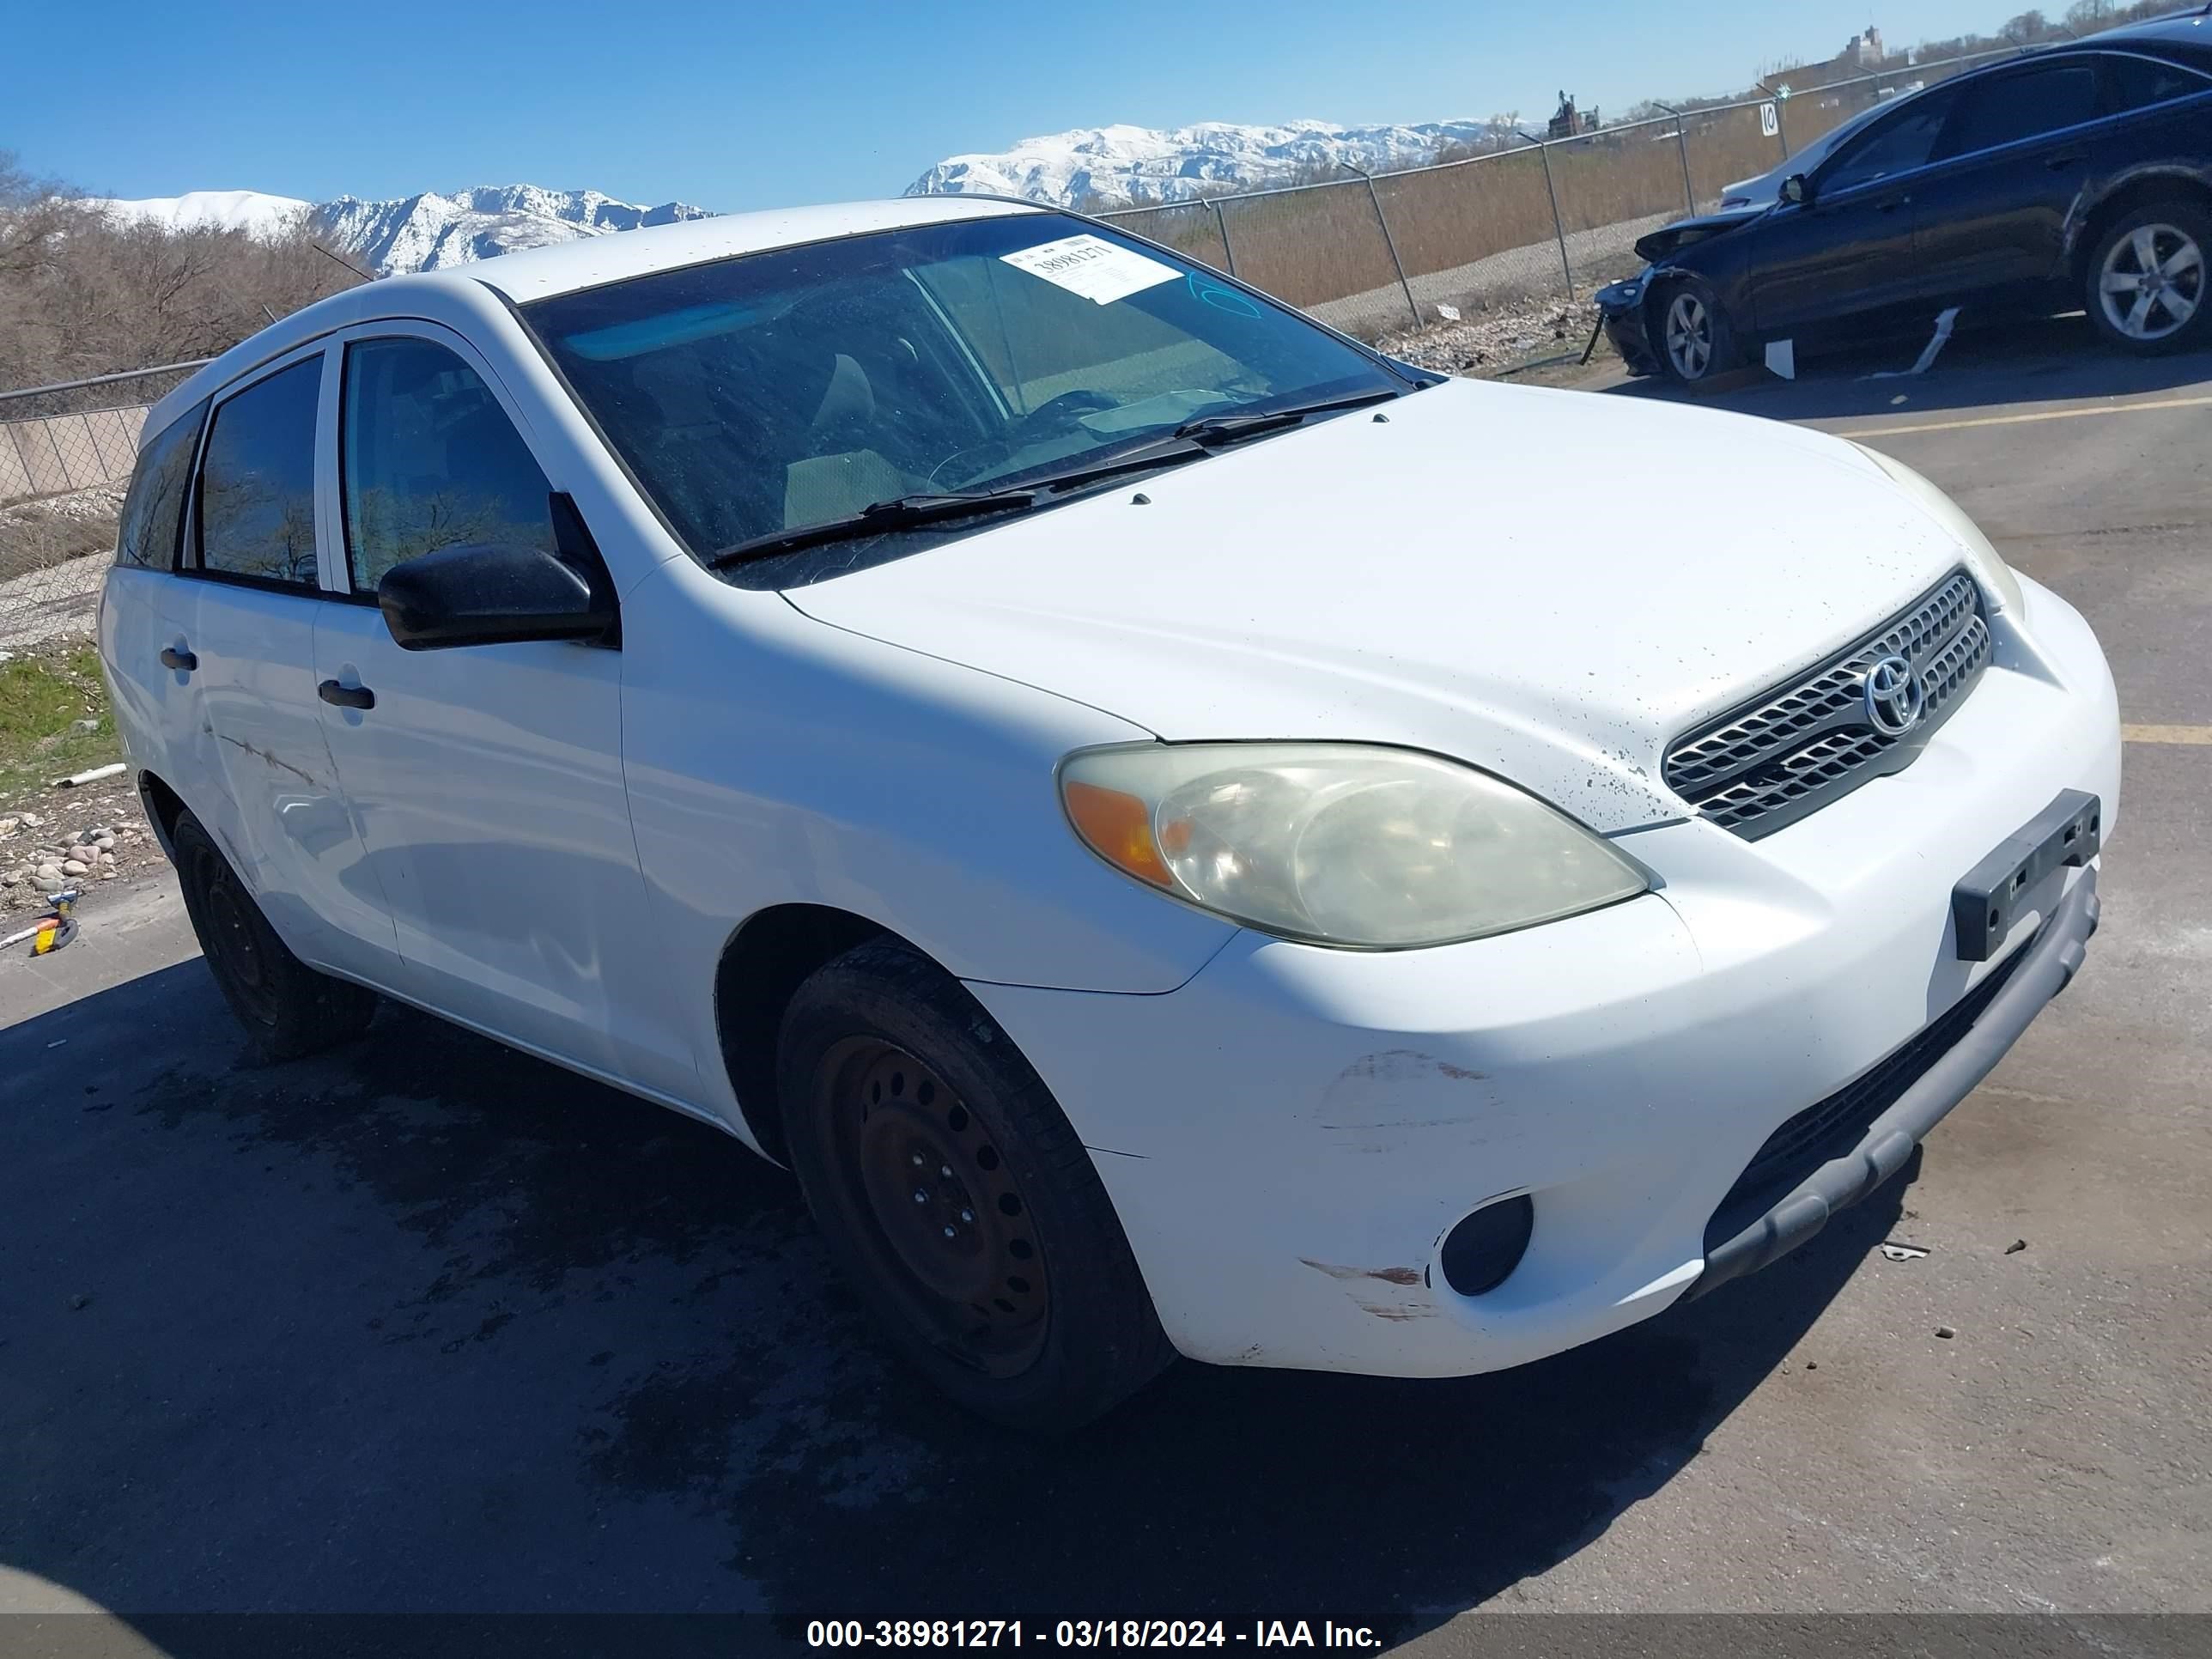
(113, 399), (207, 570)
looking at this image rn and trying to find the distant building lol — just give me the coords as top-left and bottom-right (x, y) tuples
(1547, 91), (1599, 138)
(1843, 24), (1886, 65)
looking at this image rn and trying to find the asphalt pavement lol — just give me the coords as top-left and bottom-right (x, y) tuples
(2, 315), (2206, 1654)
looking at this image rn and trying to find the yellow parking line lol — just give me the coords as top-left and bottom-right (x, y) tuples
(1844, 395), (2212, 438)
(2122, 724), (2212, 745)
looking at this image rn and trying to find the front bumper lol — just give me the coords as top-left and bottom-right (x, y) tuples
(966, 576), (2121, 1376)
(1595, 279), (1660, 376)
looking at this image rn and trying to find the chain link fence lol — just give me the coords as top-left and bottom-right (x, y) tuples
(0, 362), (207, 650)
(1099, 46), (2022, 340)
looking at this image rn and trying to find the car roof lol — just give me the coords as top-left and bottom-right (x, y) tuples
(2089, 6), (2212, 47)
(147, 193), (1041, 435)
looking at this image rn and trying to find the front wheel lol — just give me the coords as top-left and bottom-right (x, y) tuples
(172, 811), (378, 1061)
(777, 940), (1173, 1431)
(1655, 280), (1738, 385)
(2085, 204), (2209, 355)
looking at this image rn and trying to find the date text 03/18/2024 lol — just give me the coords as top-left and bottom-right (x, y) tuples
(805, 1620), (1383, 1650)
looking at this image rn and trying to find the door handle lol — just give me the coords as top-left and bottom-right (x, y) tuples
(318, 679), (375, 711)
(1875, 194), (1910, 213)
(159, 646), (197, 672)
(2044, 153), (2083, 170)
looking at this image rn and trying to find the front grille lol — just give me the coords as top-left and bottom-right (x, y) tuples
(1665, 571), (1991, 837)
(1701, 933), (2034, 1253)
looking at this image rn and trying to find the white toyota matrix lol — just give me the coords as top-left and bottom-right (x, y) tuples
(100, 198), (2119, 1428)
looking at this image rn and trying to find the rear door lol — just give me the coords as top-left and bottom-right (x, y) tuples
(1751, 87), (1959, 340)
(309, 323), (687, 1095)
(1905, 57), (2101, 307)
(181, 348), (401, 981)
(100, 398), (214, 830)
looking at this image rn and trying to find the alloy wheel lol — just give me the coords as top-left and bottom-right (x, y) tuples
(1665, 292), (1713, 379)
(824, 1037), (1048, 1376)
(2100, 223), (2203, 342)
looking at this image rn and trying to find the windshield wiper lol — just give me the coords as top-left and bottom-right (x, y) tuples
(708, 488), (1041, 568)
(1173, 387), (1403, 446)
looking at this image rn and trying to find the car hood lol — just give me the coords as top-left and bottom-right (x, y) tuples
(1634, 206), (1766, 263)
(783, 377), (1977, 832)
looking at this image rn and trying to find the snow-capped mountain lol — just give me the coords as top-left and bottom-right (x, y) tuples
(314, 185), (712, 275)
(92, 190), (313, 238)
(88, 185), (713, 276)
(906, 118), (1513, 207)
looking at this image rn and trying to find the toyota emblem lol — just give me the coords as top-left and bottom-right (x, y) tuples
(1863, 654), (1926, 736)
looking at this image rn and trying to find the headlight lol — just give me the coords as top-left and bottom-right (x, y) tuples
(1058, 743), (1649, 950)
(1847, 441), (2023, 614)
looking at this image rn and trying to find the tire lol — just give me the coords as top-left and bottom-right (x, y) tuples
(2084, 201), (2210, 356)
(172, 811), (378, 1062)
(777, 939), (1173, 1431)
(1654, 279), (1738, 385)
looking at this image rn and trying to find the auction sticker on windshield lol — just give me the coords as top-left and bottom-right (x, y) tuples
(1001, 234), (1179, 305)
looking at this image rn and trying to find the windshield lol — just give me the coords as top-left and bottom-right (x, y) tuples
(522, 212), (1407, 572)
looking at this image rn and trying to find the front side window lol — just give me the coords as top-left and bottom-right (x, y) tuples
(341, 337), (557, 593)
(1941, 64), (2099, 156)
(195, 357), (322, 588)
(114, 399), (206, 570)
(524, 214), (1408, 573)
(1820, 93), (1956, 194)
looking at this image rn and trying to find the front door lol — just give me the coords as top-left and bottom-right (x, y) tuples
(1751, 87), (1959, 342)
(310, 326), (690, 1096)
(1906, 58), (2101, 307)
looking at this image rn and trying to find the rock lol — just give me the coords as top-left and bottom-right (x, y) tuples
(33, 875), (63, 895)
(20, 812), (42, 828)
(60, 859), (88, 877)
(34, 863), (62, 881)
(73, 719), (100, 734)
(98, 868), (116, 879)
(2005, 1239), (2027, 1255)
(1, 871), (21, 887)
(1935, 1325), (1956, 1340)
(95, 835), (116, 850)
(0, 817), (19, 835)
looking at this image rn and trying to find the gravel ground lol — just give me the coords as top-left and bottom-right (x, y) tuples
(0, 787), (155, 915)
(1376, 294), (1607, 376)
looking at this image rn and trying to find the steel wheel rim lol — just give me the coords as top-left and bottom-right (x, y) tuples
(1666, 293), (1712, 377)
(193, 846), (277, 1025)
(2100, 222), (2203, 341)
(822, 1037), (1048, 1376)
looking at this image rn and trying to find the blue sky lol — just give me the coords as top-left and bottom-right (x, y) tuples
(17, 0), (2013, 208)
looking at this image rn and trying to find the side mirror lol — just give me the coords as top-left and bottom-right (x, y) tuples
(379, 541), (617, 652)
(1780, 173), (1813, 207)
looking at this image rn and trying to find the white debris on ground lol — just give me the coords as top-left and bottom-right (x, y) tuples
(1376, 294), (1605, 376)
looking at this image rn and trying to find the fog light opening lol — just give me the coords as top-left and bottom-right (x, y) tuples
(1439, 1194), (1534, 1297)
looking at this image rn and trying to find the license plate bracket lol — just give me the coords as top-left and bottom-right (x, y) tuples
(1952, 789), (2101, 961)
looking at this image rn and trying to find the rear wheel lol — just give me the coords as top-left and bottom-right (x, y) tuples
(1656, 280), (1737, 385)
(777, 939), (1172, 1431)
(172, 811), (377, 1061)
(2085, 203), (2209, 355)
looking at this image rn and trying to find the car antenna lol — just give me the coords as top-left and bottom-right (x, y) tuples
(313, 242), (375, 281)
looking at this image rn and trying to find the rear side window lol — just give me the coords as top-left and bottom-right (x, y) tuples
(195, 357), (323, 588)
(340, 337), (556, 593)
(2101, 52), (2210, 112)
(1821, 95), (1954, 194)
(1942, 64), (2099, 156)
(114, 399), (206, 570)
